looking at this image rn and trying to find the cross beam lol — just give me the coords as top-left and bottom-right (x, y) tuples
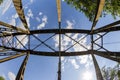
(0, 29), (91, 37)
(0, 21), (28, 33)
(0, 45), (120, 57)
(13, 0), (29, 32)
(93, 20), (120, 34)
(0, 53), (25, 63)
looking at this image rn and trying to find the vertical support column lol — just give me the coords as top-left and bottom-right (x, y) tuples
(58, 22), (61, 80)
(91, 34), (103, 80)
(56, 0), (61, 79)
(12, 36), (14, 48)
(91, 34), (94, 50)
(16, 34), (31, 80)
(28, 34), (30, 50)
(2, 36), (4, 47)
(101, 36), (103, 48)
(16, 53), (29, 80)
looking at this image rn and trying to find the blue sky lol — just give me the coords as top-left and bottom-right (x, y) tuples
(0, 0), (119, 80)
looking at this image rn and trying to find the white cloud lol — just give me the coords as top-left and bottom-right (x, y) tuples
(23, 0), (34, 9)
(66, 20), (73, 29)
(53, 34), (59, 48)
(37, 22), (46, 29)
(71, 34), (92, 68)
(2, 0), (12, 15)
(71, 33), (79, 40)
(27, 9), (33, 18)
(42, 15), (47, 23)
(65, 20), (73, 37)
(8, 72), (16, 80)
(30, 0), (33, 3)
(12, 13), (18, 19)
(78, 55), (89, 64)
(37, 15), (48, 29)
(25, 9), (34, 28)
(36, 17), (40, 22)
(39, 12), (43, 16)
(69, 59), (79, 69)
(61, 57), (65, 61)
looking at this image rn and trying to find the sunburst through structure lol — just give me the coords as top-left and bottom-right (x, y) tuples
(0, 0), (120, 80)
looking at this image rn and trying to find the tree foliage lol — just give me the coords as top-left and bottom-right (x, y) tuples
(101, 63), (120, 80)
(0, 0), (3, 5)
(0, 76), (5, 80)
(64, 0), (120, 21)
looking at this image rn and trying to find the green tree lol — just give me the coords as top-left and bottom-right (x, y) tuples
(0, 76), (5, 80)
(102, 64), (120, 80)
(0, 0), (3, 5)
(64, 0), (120, 21)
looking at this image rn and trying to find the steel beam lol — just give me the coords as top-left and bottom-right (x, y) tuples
(91, 54), (103, 80)
(56, 0), (61, 22)
(0, 49), (10, 52)
(94, 20), (120, 33)
(64, 34), (88, 50)
(0, 53), (25, 63)
(0, 21), (28, 33)
(91, 34), (103, 80)
(0, 27), (13, 32)
(32, 35), (56, 51)
(16, 53), (29, 80)
(0, 29), (91, 37)
(94, 51), (120, 63)
(1, 27), (120, 37)
(13, 0), (29, 32)
(0, 45), (91, 56)
(1, 26), (120, 37)
(94, 50), (120, 57)
(1, 45), (120, 57)
(94, 26), (120, 33)
(31, 50), (91, 56)
(0, 52), (20, 56)
(65, 34), (88, 51)
(91, 0), (105, 33)
(57, 1), (62, 79)
(32, 34), (56, 50)
(0, 32), (12, 36)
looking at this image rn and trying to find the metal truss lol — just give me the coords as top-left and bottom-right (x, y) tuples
(0, 0), (120, 80)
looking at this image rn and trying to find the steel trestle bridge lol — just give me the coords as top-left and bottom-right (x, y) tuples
(0, 0), (120, 80)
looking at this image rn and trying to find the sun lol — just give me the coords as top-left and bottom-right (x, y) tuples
(82, 71), (93, 80)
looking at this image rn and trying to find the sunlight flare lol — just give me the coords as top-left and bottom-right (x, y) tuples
(82, 71), (93, 80)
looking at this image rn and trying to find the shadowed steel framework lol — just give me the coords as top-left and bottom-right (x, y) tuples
(0, 0), (120, 80)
